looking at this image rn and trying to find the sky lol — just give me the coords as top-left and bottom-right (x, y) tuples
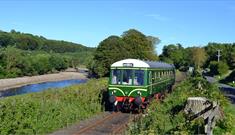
(0, 0), (234, 54)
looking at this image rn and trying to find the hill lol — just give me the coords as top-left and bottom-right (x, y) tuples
(0, 30), (95, 79)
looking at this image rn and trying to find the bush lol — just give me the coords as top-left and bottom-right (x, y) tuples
(49, 54), (68, 71)
(217, 62), (229, 75)
(0, 78), (108, 134)
(128, 77), (234, 134)
(209, 61), (229, 76)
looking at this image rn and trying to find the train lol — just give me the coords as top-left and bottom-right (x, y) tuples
(108, 59), (175, 112)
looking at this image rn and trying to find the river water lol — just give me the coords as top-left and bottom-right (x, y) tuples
(0, 79), (87, 98)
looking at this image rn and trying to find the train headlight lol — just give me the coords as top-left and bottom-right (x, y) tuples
(111, 90), (116, 95)
(137, 91), (142, 95)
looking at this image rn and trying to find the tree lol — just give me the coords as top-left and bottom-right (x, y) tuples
(191, 47), (207, 69)
(161, 44), (185, 69)
(122, 29), (158, 60)
(91, 36), (129, 77)
(31, 54), (52, 75)
(204, 43), (234, 69)
(209, 61), (229, 76)
(217, 62), (229, 75)
(90, 29), (159, 77)
(0, 32), (14, 47)
(147, 36), (160, 54)
(1, 47), (23, 77)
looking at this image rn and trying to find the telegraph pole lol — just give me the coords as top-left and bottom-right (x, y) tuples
(217, 50), (222, 62)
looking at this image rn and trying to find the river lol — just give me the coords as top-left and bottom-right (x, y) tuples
(0, 79), (87, 98)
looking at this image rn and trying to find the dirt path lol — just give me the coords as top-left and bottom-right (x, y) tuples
(0, 72), (87, 91)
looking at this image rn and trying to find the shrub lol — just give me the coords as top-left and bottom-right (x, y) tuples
(217, 62), (229, 75)
(128, 77), (234, 134)
(0, 78), (108, 134)
(209, 61), (229, 76)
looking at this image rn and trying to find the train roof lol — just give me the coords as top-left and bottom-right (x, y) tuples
(111, 59), (174, 69)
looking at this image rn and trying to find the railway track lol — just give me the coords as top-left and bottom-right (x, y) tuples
(73, 112), (132, 135)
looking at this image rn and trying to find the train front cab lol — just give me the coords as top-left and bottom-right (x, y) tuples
(108, 68), (148, 111)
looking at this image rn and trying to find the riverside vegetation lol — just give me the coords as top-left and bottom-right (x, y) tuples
(128, 77), (235, 134)
(0, 30), (94, 78)
(0, 78), (107, 134)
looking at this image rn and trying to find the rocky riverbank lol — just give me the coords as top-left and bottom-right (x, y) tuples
(0, 72), (87, 91)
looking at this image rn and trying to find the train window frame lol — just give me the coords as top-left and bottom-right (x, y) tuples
(111, 69), (122, 85)
(122, 69), (133, 85)
(133, 70), (144, 86)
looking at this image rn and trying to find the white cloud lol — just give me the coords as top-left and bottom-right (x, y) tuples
(146, 14), (168, 21)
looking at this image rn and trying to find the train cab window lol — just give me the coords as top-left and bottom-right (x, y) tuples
(123, 69), (133, 85)
(134, 70), (144, 85)
(111, 69), (121, 84)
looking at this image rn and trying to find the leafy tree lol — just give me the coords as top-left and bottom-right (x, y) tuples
(91, 36), (129, 77)
(191, 47), (207, 69)
(160, 44), (185, 69)
(49, 54), (68, 71)
(209, 61), (229, 76)
(122, 29), (158, 60)
(205, 43), (235, 69)
(31, 54), (52, 75)
(0, 30), (94, 53)
(1, 47), (22, 76)
(0, 32), (14, 47)
(90, 29), (159, 77)
(217, 62), (229, 75)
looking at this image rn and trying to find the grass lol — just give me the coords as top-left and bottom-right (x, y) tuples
(0, 78), (108, 135)
(128, 77), (235, 134)
(220, 70), (235, 87)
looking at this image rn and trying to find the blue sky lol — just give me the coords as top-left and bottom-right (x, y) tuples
(0, 0), (234, 54)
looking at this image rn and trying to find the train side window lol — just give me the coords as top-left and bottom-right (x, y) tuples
(123, 69), (133, 85)
(154, 72), (157, 82)
(134, 70), (144, 85)
(159, 71), (161, 79)
(112, 69), (121, 84)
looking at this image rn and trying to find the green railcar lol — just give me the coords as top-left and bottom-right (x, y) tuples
(108, 59), (175, 111)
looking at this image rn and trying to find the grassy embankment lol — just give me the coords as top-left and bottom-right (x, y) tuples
(0, 78), (108, 135)
(128, 77), (235, 134)
(220, 70), (235, 87)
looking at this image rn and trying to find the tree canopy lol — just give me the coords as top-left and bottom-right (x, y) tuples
(89, 29), (159, 77)
(0, 30), (94, 53)
(0, 30), (94, 79)
(160, 43), (234, 73)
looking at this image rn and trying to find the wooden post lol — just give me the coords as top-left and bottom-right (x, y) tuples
(184, 97), (223, 135)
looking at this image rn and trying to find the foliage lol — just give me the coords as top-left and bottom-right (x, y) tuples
(209, 61), (229, 76)
(91, 36), (129, 77)
(90, 29), (159, 77)
(121, 29), (158, 60)
(160, 44), (182, 68)
(128, 77), (234, 134)
(220, 70), (235, 86)
(0, 30), (95, 78)
(0, 47), (93, 78)
(205, 43), (235, 69)
(191, 47), (207, 69)
(160, 43), (235, 74)
(0, 78), (108, 135)
(0, 30), (94, 53)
